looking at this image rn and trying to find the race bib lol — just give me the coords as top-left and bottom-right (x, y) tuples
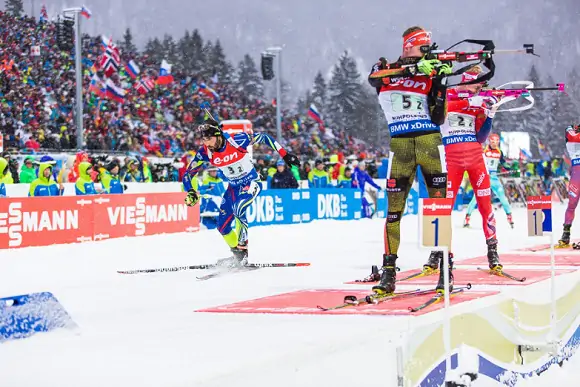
(221, 155), (254, 179)
(486, 157), (500, 172)
(448, 113), (475, 129)
(390, 93), (424, 113)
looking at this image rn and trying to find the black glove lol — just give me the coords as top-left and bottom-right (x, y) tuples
(283, 153), (301, 168)
(185, 189), (200, 207)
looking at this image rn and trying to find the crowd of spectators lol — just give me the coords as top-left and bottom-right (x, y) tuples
(0, 11), (383, 173)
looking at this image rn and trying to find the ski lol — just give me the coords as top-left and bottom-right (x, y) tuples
(397, 268), (439, 283)
(317, 289), (429, 311)
(353, 266), (438, 284)
(530, 242), (576, 252)
(476, 267), (526, 282)
(408, 284), (471, 313)
(118, 262), (310, 275)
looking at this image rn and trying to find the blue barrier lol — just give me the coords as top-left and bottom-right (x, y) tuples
(246, 188), (419, 227)
(0, 292), (76, 343)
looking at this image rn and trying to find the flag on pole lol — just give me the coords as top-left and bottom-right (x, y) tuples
(80, 5), (92, 19)
(308, 104), (324, 128)
(135, 78), (155, 95)
(520, 148), (532, 161)
(125, 60), (140, 79)
(156, 60), (174, 85)
(105, 79), (126, 103)
(198, 83), (220, 102)
(537, 139), (551, 161)
(89, 74), (106, 98)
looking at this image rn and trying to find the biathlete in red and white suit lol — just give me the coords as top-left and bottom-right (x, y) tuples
(423, 66), (503, 272)
(558, 124), (580, 247)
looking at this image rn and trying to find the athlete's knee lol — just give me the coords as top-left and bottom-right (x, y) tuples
(423, 173), (447, 189)
(217, 212), (235, 235)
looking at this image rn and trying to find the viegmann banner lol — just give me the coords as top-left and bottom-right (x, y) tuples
(0, 196), (94, 248)
(0, 193), (200, 249)
(92, 193), (199, 240)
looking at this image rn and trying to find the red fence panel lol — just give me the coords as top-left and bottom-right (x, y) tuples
(0, 196), (94, 248)
(0, 193), (200, 249)
(92, 193), (200, 240)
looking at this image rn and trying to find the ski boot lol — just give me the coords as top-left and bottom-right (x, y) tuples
(486, 238), (502, 272)
(463, 215), (471, 228)
(372, 254), (397, 295)
(231, 241), (249, 266)
(558, 224), (571, 248)
(423, 251), (442, 274)
(359, 265), (380, 282)
(507, 214), (514, 229)
(436, 253), (454, 294)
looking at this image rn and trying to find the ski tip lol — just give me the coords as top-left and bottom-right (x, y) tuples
(296, 263), (311, 267)
(316, 306), (328, 311)
(466, 283), (472, 289)
(519, 277), (527, 282)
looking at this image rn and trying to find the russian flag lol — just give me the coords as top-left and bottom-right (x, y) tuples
(199, 83), (220, 102)
(308, 104), (324, 127)
(89, 75), (106, 98)
(125, 60), (140, 79)
(81, 6), (92, 20)
(101, 35), (112, 49)
(520, 148), (532, 161)
(157, 60), (174, 85)
(105, 79), (126, 103)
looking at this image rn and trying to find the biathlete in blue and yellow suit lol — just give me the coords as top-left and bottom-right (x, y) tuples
(182, 117), (300, 264)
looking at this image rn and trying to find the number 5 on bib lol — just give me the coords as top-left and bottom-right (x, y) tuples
(421, 199), (453, 248)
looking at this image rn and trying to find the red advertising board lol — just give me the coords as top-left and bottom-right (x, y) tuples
(0, 196), (94, 248)
(422, 198), (454, 216)
(0, 193), (200, 249)
(92, 193), (200, 240)
(526, 196), (552, 210)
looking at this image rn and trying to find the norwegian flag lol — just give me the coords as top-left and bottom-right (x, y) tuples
(99, 55), (119, 78)
(135, 77), (155, 95)
(98, 38), (120, 78)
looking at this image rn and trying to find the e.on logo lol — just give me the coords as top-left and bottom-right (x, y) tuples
(392, 78), (428, 91)
(213, 153), (238, 165)
(0, 202), (79, 247)
(106, 197), (188, 236)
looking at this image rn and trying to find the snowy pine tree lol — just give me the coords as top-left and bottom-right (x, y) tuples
(326, 51), (365, 132)
(236, 54), (263, 100)
(565, 68), (580, 115)
(177, 31), (192, 72)
(210, 40), (234, 83)
(189, 29), (205, 74)
(201, 40), (214, 78)
(542, 75), (561, 155)
(144, 38), (164, 66)
(500, 64), (547, 155)
(5, 0), (23, 17)
(162, 34), (178, 66)
(311, 71), (327, 111)
(121, 28), (138, 55)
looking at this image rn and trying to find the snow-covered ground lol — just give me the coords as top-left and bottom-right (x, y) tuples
(0, 203), (578, 387)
